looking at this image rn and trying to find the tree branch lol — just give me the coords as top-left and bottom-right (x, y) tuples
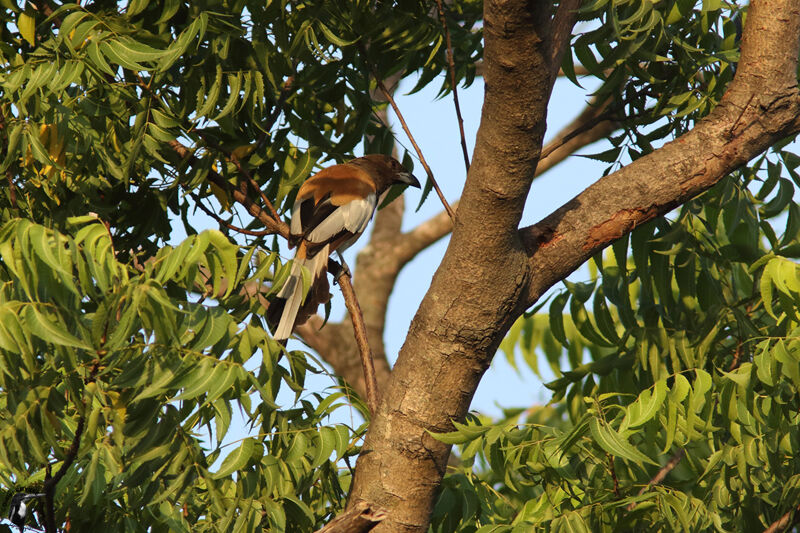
(190, 193), (274, 237)
(336, 269), (380, 415)
(627, 449), (685, 511)
(607, 453), (620, 499)
(168, 140), (289, 238)
(205, 137), (281, 224)
(43, 415), (85, 533)
(435, 0), (471, 172)
(548, 0), (582, 82)
(763, 503), (800, 533)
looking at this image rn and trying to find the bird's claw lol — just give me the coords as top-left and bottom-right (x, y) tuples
(328, 257), (351, 283)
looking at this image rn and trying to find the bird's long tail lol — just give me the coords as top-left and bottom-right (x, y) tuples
(274, 258), (306, 340)
(273, 246), (328, 340)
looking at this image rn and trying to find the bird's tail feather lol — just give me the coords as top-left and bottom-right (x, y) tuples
(273, 247), (329, 340)
(274, 258), (306, 340)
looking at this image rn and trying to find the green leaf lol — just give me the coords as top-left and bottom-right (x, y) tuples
(589, 417), (657, 465)
(316, 22), (358, 47)
(87, 40), (116, 77)
(18, 9), (36, 45)
(23, 305), (91, 350)
(206, 364), (241, 403)
(311, 427), (338, 468)
(549, 291), (570, 347)
(761, 178), (794, 218)
(0, 121), (24, 172)
(620, 379), (668, 431)
(160, 13), (207, 71)
(174, 359), (217, 401)
(212, 72), (243, 121)
(100, 40), (147, 71)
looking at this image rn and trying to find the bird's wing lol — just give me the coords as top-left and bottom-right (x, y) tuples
(305, 193), (376, 243)
(289, 163), (379, 250)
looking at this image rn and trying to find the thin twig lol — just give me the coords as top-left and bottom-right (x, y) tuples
(729, 92), (756, 138)
(434, 0), (470, 173)
(7, 172), (17, 209)
(548, 0), (582, 80)
(627, 449), (685, 511)
(196, 132), (284, 223)
(44, 463), (55, 533)
(262, 74), (295, 139)
(336, 268), (379, 416)
(370, 72), (456, 222)
(190, 193), (274, 236)
(729, 339), (743, 371)
(238, 164), (282, 222)
(168, 140), (290, 238)
(0, 109), (18, 209)
(607, 453), (620, 499)
(763, 503), (800, 533)
(539, 107), (618, 161)
(43, 415), (85, 533)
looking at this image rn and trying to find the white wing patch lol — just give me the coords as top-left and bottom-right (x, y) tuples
(306, 193), (376, 243)
(290, 199), (303, 237)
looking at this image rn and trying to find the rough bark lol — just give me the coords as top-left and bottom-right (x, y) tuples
(339, 1), (800, 531)
(315, 501), (387, 533)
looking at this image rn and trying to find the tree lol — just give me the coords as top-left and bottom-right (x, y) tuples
(1, 0), (800, 531)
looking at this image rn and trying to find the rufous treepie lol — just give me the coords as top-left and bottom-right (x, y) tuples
(271, 154), (420, 340)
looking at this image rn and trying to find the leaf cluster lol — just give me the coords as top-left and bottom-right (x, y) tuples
(567, 0), (744, 167)
(0, 218), (365, 531)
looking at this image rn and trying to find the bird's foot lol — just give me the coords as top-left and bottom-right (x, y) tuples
(328, 256), (351, 283)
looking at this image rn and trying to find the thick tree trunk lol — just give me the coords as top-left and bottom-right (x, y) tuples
(346, 0), (576, 530)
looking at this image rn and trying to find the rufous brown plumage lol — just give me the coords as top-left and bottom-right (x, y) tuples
(271, 154), (419, 340)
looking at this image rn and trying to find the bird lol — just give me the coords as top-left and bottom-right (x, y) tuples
(271, 154), (420, 340)
(8, 493), (45, 533)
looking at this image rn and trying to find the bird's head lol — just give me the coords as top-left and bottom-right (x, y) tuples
(352, 154), (420, 192)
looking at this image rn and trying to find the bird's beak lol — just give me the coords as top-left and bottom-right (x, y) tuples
(398, 171), (421, 189)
